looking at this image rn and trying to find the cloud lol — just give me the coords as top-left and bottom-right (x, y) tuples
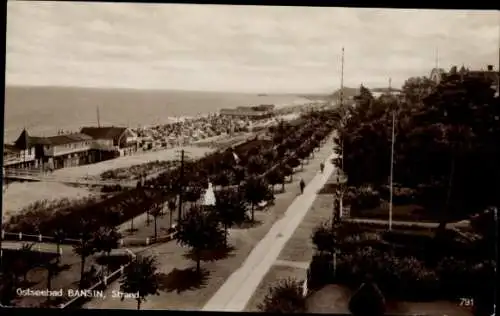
(5, 2), (499, 93)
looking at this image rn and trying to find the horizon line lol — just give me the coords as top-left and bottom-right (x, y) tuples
(5, 83), (335, 96)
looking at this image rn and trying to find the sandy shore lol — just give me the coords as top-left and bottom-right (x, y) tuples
(2, 145), (215, 221)
(2, 182), (92, 222)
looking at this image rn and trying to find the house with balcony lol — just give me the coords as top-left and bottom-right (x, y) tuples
(3, 129), (95, 171)
(32, 132), (94, 170)
(80, 126), (138, 156)
(3, 140), (37, 169)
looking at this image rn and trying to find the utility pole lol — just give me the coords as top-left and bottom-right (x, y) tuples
(178, 149), (185, 222)
(339, 47), (346, 219)
(96, 105), (101, 128)
(389, 77), (395, 231)
(340, 47), (345, 108)
(176, 149), (191, 223)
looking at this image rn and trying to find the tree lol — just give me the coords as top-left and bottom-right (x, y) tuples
(257, 278), (306, 313)
(265, 168), (284, 193)
(149, 202), (163, 241)
(401, 76), (436, 105)
(175, 206), (225, 274)
(73, 220), (98, 289)
(282, 163), (294, 182)
(338, 72), (498, 225)
(214, 188), (248, 246)
(167, 199), (176, 229)
(43, 260), (62, 303)
(0, 272), (18, 306)
(287, 157), (301, 173)
(296, 147), (309, 169)
(53, 229), (66, 263)
(247, 155), (266, 175)
(93, 226), (121, 274)
(184, 184), (203, 205)
(243, 177), (269, 222)
(311, 221), (336, 256)
(119, 255), (160, 310)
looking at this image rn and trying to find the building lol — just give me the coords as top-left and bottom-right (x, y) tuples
(3, 142), (36, 169)
(429, 68), (446, 84)
(3, 129), (94, 170)
(430, 65), (500, 93)
(3, 126), (138, 171)
(219, 104), (275, 119)
(80, 126), (139, 156)
(33, 132), (94, 170)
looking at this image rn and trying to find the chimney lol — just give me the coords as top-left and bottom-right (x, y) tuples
(487, 65), (493, 71)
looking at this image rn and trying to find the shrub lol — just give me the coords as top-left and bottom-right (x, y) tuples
(379, 185), (417, 205)
(311, 221), (336, 255)
(382, 230), (433, 249)
(307, 254), (334, 290)
(258, 278), (306, 313)
(336, 247), (440, 301)
(345, 186), (381, 211)
(101, 185), (123, 193)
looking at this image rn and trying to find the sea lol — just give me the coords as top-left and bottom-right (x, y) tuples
(3, 86), (311, 143)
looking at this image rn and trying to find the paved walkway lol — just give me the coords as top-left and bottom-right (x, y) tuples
(202, 151), (337, 312)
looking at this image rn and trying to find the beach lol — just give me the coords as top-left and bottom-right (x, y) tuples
(4, 85), (310, 142)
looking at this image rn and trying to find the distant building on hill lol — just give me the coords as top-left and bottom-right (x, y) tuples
(219, 104), (275, 119)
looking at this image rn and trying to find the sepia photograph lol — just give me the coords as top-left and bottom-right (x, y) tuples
(1, 2), (498, 315)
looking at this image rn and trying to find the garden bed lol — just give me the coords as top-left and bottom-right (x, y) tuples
(306, 220), (495, 314)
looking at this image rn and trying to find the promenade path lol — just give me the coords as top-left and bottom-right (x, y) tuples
(201, 151), (337, 312)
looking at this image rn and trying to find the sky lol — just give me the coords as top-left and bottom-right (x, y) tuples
(5, 2), (500, 93)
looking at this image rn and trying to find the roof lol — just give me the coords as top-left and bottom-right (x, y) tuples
(41, 133), (93, 146)
(14, 129), (31, 149)
(4, 144), (20, 154)
(80, 126), (127, 141)
(13, 129), (94, 148)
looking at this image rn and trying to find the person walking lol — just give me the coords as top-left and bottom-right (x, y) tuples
(299, 178), (305, 194)
(320, 162), (325, 173)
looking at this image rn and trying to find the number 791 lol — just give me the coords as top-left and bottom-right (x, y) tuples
(459, 298), (474, 307)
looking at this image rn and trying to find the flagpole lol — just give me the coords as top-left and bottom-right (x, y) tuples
(389, 77), (395, 231)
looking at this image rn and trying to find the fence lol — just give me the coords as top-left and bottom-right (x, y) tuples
(59, 253), (137, 309)
(0, 231), (81, 245)
(0, 229), (177, 251)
